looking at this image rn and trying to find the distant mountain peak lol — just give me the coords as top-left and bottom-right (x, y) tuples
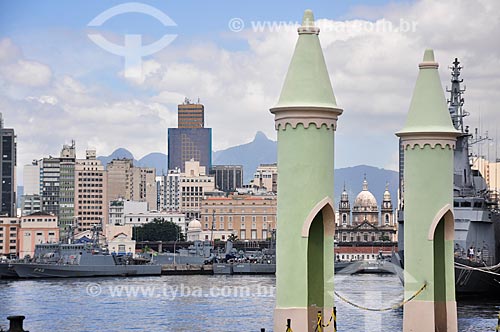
(253, 131), (270, 142)
(109, 148), (134, 159)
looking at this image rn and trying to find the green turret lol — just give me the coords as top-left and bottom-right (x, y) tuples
(397, 49), (459, 332)
(271, 10), (342, 332)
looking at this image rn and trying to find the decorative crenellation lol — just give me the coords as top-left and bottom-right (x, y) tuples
(275, 120), (337, 131)
(399, 132), (458, 150)
(298, 26), (320, 35)
(400, 137), (457, 150)
(271, 106), (343, 131)
(419, 61), (439, 70)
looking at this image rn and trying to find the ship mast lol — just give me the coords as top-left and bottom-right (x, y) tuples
(447, 58), (469, 133)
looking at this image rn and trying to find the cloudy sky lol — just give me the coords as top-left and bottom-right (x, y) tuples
(1, 0), (499, 184)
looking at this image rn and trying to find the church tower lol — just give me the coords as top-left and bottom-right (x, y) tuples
(271, 10), (343, 332)
(381, 184), (393, 226)
(339, 185), (351, 226)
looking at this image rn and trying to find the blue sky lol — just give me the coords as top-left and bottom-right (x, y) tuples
(0, 0), (498, 184)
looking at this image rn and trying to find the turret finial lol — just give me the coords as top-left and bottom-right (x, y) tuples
(298, 9), (319, 35)
(419, 48), (439, 69)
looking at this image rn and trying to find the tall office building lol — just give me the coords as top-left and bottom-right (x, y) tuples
(106, 159), (157, 210)
(0, 113), (16, 217)
(23, 160), (40, 196)
(40, 157), (60, 217)
(38, 143), (76, 231)
(74, 149), (107, 232)
(130, 167), (157, 210)
(168, 99), (212, 172)
(178, 99), (204, 128)
(58, 142), (76, 231)
(157, 168), (181, 212)
(210, 165), (243, 193)
(107, 159), (134, 201)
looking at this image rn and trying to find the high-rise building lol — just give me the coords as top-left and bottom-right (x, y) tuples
(177, 99), (204, 128)
(58, 142), (76, 231)
(168, 100), (212, 172)
(107, 159), (134, 201)
(74, 150), (107, 232)
(180, 160), (215, 220)
(40, 157), (60, 217)
(130, 167), (157, 210)
(210, 165), (243, 193)
(106, 159), (157, 210)
(38, 143), (76, 232)
(23, 160), (40, 196)
(157, 168), (181, 212)
(0, 113), (16, 217)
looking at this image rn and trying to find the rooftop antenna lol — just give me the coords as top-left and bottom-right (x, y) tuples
(447, 58), (469, 133)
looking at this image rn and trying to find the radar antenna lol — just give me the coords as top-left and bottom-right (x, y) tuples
(446, 58), (469, 132)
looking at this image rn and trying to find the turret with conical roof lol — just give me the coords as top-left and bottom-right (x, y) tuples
(397, 49), (458, 332)
(271, 9), (342, 131)
(397, 49), (459, 148)
(272, 10), (341, 332)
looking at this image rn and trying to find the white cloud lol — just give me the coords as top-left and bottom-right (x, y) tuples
(0, 38), (21, 63)
(26, 95), (58, 105)
(0, 59), (52, 87)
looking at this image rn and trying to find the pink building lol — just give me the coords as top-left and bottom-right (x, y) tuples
(18, 212), (59, 258)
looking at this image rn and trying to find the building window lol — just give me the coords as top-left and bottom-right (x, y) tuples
(240, 230), (246, 240)
(251, 230), (257, 240)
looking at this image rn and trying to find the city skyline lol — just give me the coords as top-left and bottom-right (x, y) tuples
(1, 0), (499, 186)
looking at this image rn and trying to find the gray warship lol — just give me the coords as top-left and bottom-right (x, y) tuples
(395, 58), (500, 296)
(0, 259), (17, 279)
(12, 225), (161, 278)
(155, 240), (215, 265)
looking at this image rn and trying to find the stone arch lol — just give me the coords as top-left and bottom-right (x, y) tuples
(428, 204), (455, 332)
(427, 204), (454, 241)
(301, 197), (335, 238)
(302, 197), (336, 320)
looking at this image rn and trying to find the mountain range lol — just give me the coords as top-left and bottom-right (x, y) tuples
(96, 132), (399, 207)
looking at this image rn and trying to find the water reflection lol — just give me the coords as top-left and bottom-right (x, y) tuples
(0, 274), (498, 331)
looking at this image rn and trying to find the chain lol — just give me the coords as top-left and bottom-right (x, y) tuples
(334, 283), (427, 312)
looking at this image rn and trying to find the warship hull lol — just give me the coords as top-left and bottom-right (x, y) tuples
(12, 263), (161, 278)
(0, 262), (18, 279)
(232, 263), (276, 275)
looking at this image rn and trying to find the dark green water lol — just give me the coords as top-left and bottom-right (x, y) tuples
(0, 274), (498, 331)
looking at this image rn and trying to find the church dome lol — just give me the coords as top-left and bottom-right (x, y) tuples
(353, 178), (378, 211)
(188, 219), (202, 230)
